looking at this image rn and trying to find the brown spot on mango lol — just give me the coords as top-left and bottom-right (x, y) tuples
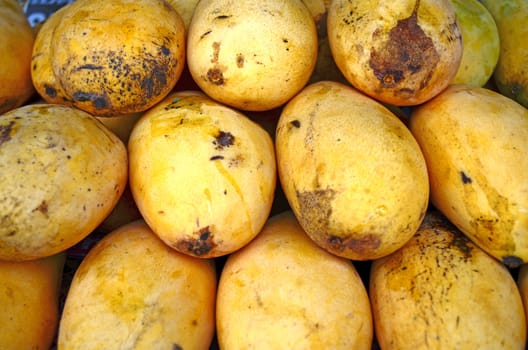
(173, 226), (216, 257)
(369, 0), (439, 92)
(327, 233), (382, 256)
(296, 188), (336, 237)
(0, 121), (15, 146)
(213, 130), (235, 149)
(207, 67), (225, 85)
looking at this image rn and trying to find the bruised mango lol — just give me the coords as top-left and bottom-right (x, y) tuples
(275, 81), (429, 260)
(128, 91), (276, 258)
(327, 0), (462, 106)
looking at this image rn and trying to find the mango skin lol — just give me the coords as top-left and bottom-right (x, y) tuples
(0, 104), (128, 261)
(480, 0), (528, 108)
(409, 84), (528, 267)
(370, 210), (526, 349)
(216, 211), (373, 350)
(517, 264), (528, 326)
(0, 253), (65, 350)
(128, 91), (276, 258)
(58, 220), (217, 350)
(0, 0), (35, 114)
(187, 0), (318, 111)
(34, 0), (186, 116)
(327, 0), (462, 106)
(449, 0), (500, 87)
(275, 81), (429, 260)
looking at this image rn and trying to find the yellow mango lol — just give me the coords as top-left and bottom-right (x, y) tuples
(0, 0), (35, 114)
(275, 81), (429, 260)
(216, 211), (373, 349)
(409, 84), (528, 267)
(0, 253), (65, 349)
(370, 210), (526, 349)
(327, 0), (462, 106)
(58, 220), (217, 349)
(0, 104), (127, 261)
(128, 91), (276, 258)
(187, 0), (318, 111)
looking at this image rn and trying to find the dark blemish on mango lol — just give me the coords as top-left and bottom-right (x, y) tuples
(172, 344), (183, 350)
(72, 91), (110, 110)
(174, 226), (216, 256)
(213, 130), (235, 149)
(45, 85), (57, 99)
(448, 230), (473, 260)
(503, 255), (523, 268)
(460, 171), (472, 184)
(290, 120), (301, 128)
(327, 233), (382, 256)
(0, 121), (15, 146)
(236, 53), (244, 68)
(200, 30), (212, 39)
(215, 15), (231, 20)
(369, 0), (439, 90)
(74, 64), (103, 71)
(210, 155), (224, 161)
(32, 200), (49, 216)
(141, 64), (168, 99)
(160, 45), (170, 56)
(296, 189), (336, 236)
(207, 67), (224, 85)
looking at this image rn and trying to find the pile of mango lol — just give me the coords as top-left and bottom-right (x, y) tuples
(1, 0), (527, 348)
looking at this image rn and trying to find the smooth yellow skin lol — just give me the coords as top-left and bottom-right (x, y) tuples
(0, 104), (128, 261)
(217, 211), (373, 350)
(187, 0), (318, 111)
(480, 0), (528, 108)
(49, 0), (186, 116)
(58, 220), (217, 350)
(450, 0), (500, 87)
(275, 81), (429, 260)
(370, 210), (526, 349)
(328, 0), (462, 106)
(410, 84), (528, 267)
(0, 0), (35, 114)
(128, 91), (276, 258)
(0, 253), (65, 349)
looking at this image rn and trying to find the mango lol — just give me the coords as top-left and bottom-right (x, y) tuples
(216, 211), (373, 349)
(275, 81), (429, 260)
(409, 84), (528, 267)
(370, 210), (526, 349)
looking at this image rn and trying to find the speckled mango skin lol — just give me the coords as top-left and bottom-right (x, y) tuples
(370, 210), (526, 349)
(449, 0), (500, 87)
(0, 104), (128, 261)
(186, 0), (318, 111)
(0, 253), (65, 350)
(128, 91), (276, 258)
(275, 81), (429, 261)
(217, 211), (373, 350)
(32, 0), (186, 116)
(327, 0), (462, 106)
(480, 0), (528, 108)
(409, 84), (528, 267)
(0, 0), (35, 114)
(58, 220), (217, 350)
